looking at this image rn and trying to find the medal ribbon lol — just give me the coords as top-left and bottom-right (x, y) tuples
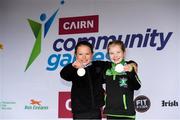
(106, 59), (126, 80)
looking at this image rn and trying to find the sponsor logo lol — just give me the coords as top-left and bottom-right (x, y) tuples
(58, 92), (72, 118)
(162, 100), (178, 107)
(59, 15), (98, 35)
(30, 99), (42, 105)
(0, 101), (16, 110)
(24, 99), (48, 110)
(58, 91), (105, 118)
(134, 95), (151, 113)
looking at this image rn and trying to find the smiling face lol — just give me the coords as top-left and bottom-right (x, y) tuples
(75, 45), (93, 66)
(108, 43), (125, 64)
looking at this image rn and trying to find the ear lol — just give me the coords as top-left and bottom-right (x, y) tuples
(73, 54), (77, 62)
(123, 51), (126, 57)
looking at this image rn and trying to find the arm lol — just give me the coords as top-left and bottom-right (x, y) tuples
(93, 61), (111, 84)
(60, 63), (78, 81)
(127, 69), (141, 90)
(124, 60), (138, 73)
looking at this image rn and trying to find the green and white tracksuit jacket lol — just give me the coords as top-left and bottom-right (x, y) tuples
(104, 60), (141, 119)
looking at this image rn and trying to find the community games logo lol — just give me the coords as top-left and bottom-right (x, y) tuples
(25, 0), (65, 71)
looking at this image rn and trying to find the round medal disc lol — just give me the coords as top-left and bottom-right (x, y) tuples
(77, 68), (86, 77)
(115, 64), (124, 73)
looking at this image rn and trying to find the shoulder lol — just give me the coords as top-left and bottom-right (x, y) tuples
(126, 60), (138, 66)
(61, 63), (74, 71)
(92, 61), (111, 70)
(92, 60), (111, 66)
(64, 63), (73, 68)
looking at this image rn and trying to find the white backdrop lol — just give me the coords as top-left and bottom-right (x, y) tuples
(0, 0), (180, 119)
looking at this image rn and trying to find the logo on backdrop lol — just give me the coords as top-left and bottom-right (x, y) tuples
(25, 0), (174, 72)
(24, 99), (48, 110)
(59, 15), (99, 34)
(134, 95), (151, 113)
(24, 0), (66, 71)
(161, 100), (179, 107)
(58, 92), (72, 118)
(25, 9), (59, 71)
(0, 101), (16, 110)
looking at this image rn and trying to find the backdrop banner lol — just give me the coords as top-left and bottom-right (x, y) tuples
(0, 0), (180, 119)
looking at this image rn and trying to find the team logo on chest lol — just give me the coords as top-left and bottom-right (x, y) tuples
(119, 77), (128, 88)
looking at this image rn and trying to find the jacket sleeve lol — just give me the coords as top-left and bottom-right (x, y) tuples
(60, 63), (78, 81)
(127, 60), (138, 66)
(127, 69), (141, 90)
(95, 61), (111, 84)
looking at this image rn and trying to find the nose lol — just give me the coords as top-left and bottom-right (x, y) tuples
(114, 53), (118, 58)
(82, 55), (86, 59)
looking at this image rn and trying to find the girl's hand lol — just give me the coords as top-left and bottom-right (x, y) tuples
(124, 63), (138, 72)
(72, 60), (82, 68)
(73, 59), (91, 68)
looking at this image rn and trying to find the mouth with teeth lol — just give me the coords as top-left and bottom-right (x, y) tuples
(112, 58), (121, 64)
(81, 60), (90, 65)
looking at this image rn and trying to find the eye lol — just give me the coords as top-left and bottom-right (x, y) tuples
(109, 52), (114, 55)
(78, 53), (83, 56)
(117, 51), (121, 54)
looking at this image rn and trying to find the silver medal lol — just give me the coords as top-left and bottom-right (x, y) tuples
(77, 68), (86, 77)
(115, 64), (124, 73)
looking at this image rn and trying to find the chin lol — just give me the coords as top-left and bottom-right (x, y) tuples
(83, 61), (90, 65)
(112, 61), (118, 64)
(115, 61), (121, 64)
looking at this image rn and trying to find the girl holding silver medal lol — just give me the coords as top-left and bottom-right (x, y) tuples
(60, 41), (137, 120)
(103, 40), (141, 120)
